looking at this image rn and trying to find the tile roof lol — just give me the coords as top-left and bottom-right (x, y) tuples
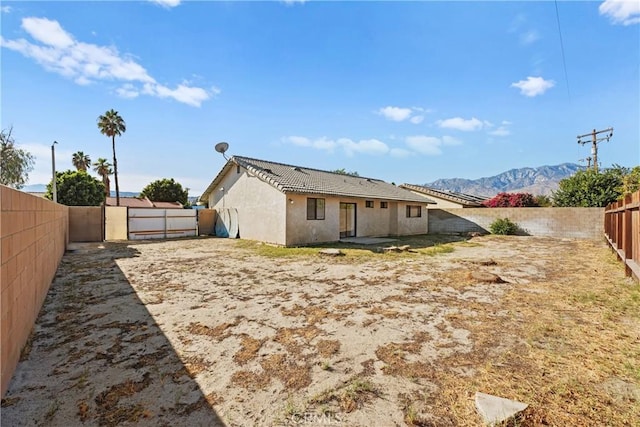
(152, 201), (184, 209)
(400, 184), (487, 207)
(200, 156), (435, 204)
(106, 197), (153, 208)
(105, 197), (183, 208)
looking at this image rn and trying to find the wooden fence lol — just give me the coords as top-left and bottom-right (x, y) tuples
(604, 190), (640, 281)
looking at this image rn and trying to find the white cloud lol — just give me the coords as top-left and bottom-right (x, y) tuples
(600, 0), (640, 25)
(143, 82), (211, 108)
(404, 135), (463, 156)
(21, 17), (74, 48)
(377, 106), (429, 124)
(520, 30), (540, 45)
(389, 148), (412, 158)
(1, 5), (12, 13)
(285, 136), (394, 156)
(437, 117), (484, 132)
(405, 136), (443, 156)
(378, 106), (413, 122)
(1, 17), (216, 107)
(338, 138), (389, 156)
(149, 0), (181, 8)
(442, 135), (462, 146)
(509, 14), (526, 33)
(489, 126), (511, 137)
(116, 84), (139, 99)
(501, 120), (512, 125)
(511, 76), (555, 97)
(285, 136), (336, 151)
(282, 0), (307, 4)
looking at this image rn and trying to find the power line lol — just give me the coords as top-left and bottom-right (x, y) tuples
(554, 0), (571, 98)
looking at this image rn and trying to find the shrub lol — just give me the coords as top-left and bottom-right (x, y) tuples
(45, 170), (105, 206)
(140, 178), (189, 206)
(553, 167), (625, 207)
(483, 192), (538, 207)
(489, 218), (518, 235)
(534, 194), (553, 207)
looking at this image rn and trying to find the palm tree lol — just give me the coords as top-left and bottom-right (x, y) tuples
(72, 151), (91, 171)
(97, 109), (126, 206)
(93, 157), (113, 199)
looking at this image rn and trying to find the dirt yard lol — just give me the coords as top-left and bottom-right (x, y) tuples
(2, 235), (639, 426)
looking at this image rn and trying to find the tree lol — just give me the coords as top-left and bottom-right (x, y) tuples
(483, 192), (538, 207)
(97, 109), (126, 206)
(534, 195), (553, 207)
(332, 168), (359, 176)
(93, 157), (113, 199)
(618, 166), (640, 197)
(0, 127), (35, 189)
(45, 170), (105, 206)
(552, 168), (625, 207)
(72, 151), (91, 171)
(140, 178), (188, 205)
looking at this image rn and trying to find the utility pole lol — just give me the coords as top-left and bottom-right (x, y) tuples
(577, 127), (613, 173)
(51, 141), (58, 203)
(579, 157), (592, 169)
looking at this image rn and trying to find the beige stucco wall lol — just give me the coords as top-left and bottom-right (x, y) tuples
(395, 202), (429, 237)
(284, 195), (429, 246)
(209, 168), (287, 245)
(1, 186), (68, 397)
(427, 198), (466, 209)
(105, 206), (128, 240)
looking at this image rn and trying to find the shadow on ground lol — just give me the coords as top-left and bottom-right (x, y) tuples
(0, 242), (226, 427)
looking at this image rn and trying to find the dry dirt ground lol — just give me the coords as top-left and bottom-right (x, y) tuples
(2, 235), (639, 426)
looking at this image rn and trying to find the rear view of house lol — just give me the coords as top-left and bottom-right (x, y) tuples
(199, 156), (435, 246)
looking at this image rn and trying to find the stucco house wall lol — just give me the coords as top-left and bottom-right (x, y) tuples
(396, 202), (429, 236)
(284, 195), (428, 246)
(422, 197), (466, 209)
(208, 167), (287, 245)
(285, 193), (338, 246)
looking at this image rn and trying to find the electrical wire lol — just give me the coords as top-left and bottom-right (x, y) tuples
(554, 0), (571, 99)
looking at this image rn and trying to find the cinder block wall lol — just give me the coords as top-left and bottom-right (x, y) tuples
(1, 186), (68, 397)
(428, 207), (604, 240)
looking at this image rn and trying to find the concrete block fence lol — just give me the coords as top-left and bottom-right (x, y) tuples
(1, 186), (68, 396)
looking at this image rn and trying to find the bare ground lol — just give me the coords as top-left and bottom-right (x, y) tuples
(1, 235), (639, 426)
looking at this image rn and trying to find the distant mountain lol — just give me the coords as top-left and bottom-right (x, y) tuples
(23, 184), (47, 192)
(22, 184), (139, 198)
(426, 163), (582, 197)
(112, 191), (139, 198)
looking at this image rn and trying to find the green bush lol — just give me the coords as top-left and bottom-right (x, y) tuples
(489, 218), (518, 235)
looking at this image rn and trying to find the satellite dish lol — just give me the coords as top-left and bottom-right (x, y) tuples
(215, 142), (229, 159)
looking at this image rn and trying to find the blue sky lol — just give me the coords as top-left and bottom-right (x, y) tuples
(1, 0), (638, 195)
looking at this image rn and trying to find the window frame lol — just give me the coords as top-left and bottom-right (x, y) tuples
(380, 201), (388, 209)
(307, 198), (326, 220)
(406, 205), (422, 218)
(365, 200), (374, 208)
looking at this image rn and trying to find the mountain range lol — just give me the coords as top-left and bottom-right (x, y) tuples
(425, 163), (581, 197)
